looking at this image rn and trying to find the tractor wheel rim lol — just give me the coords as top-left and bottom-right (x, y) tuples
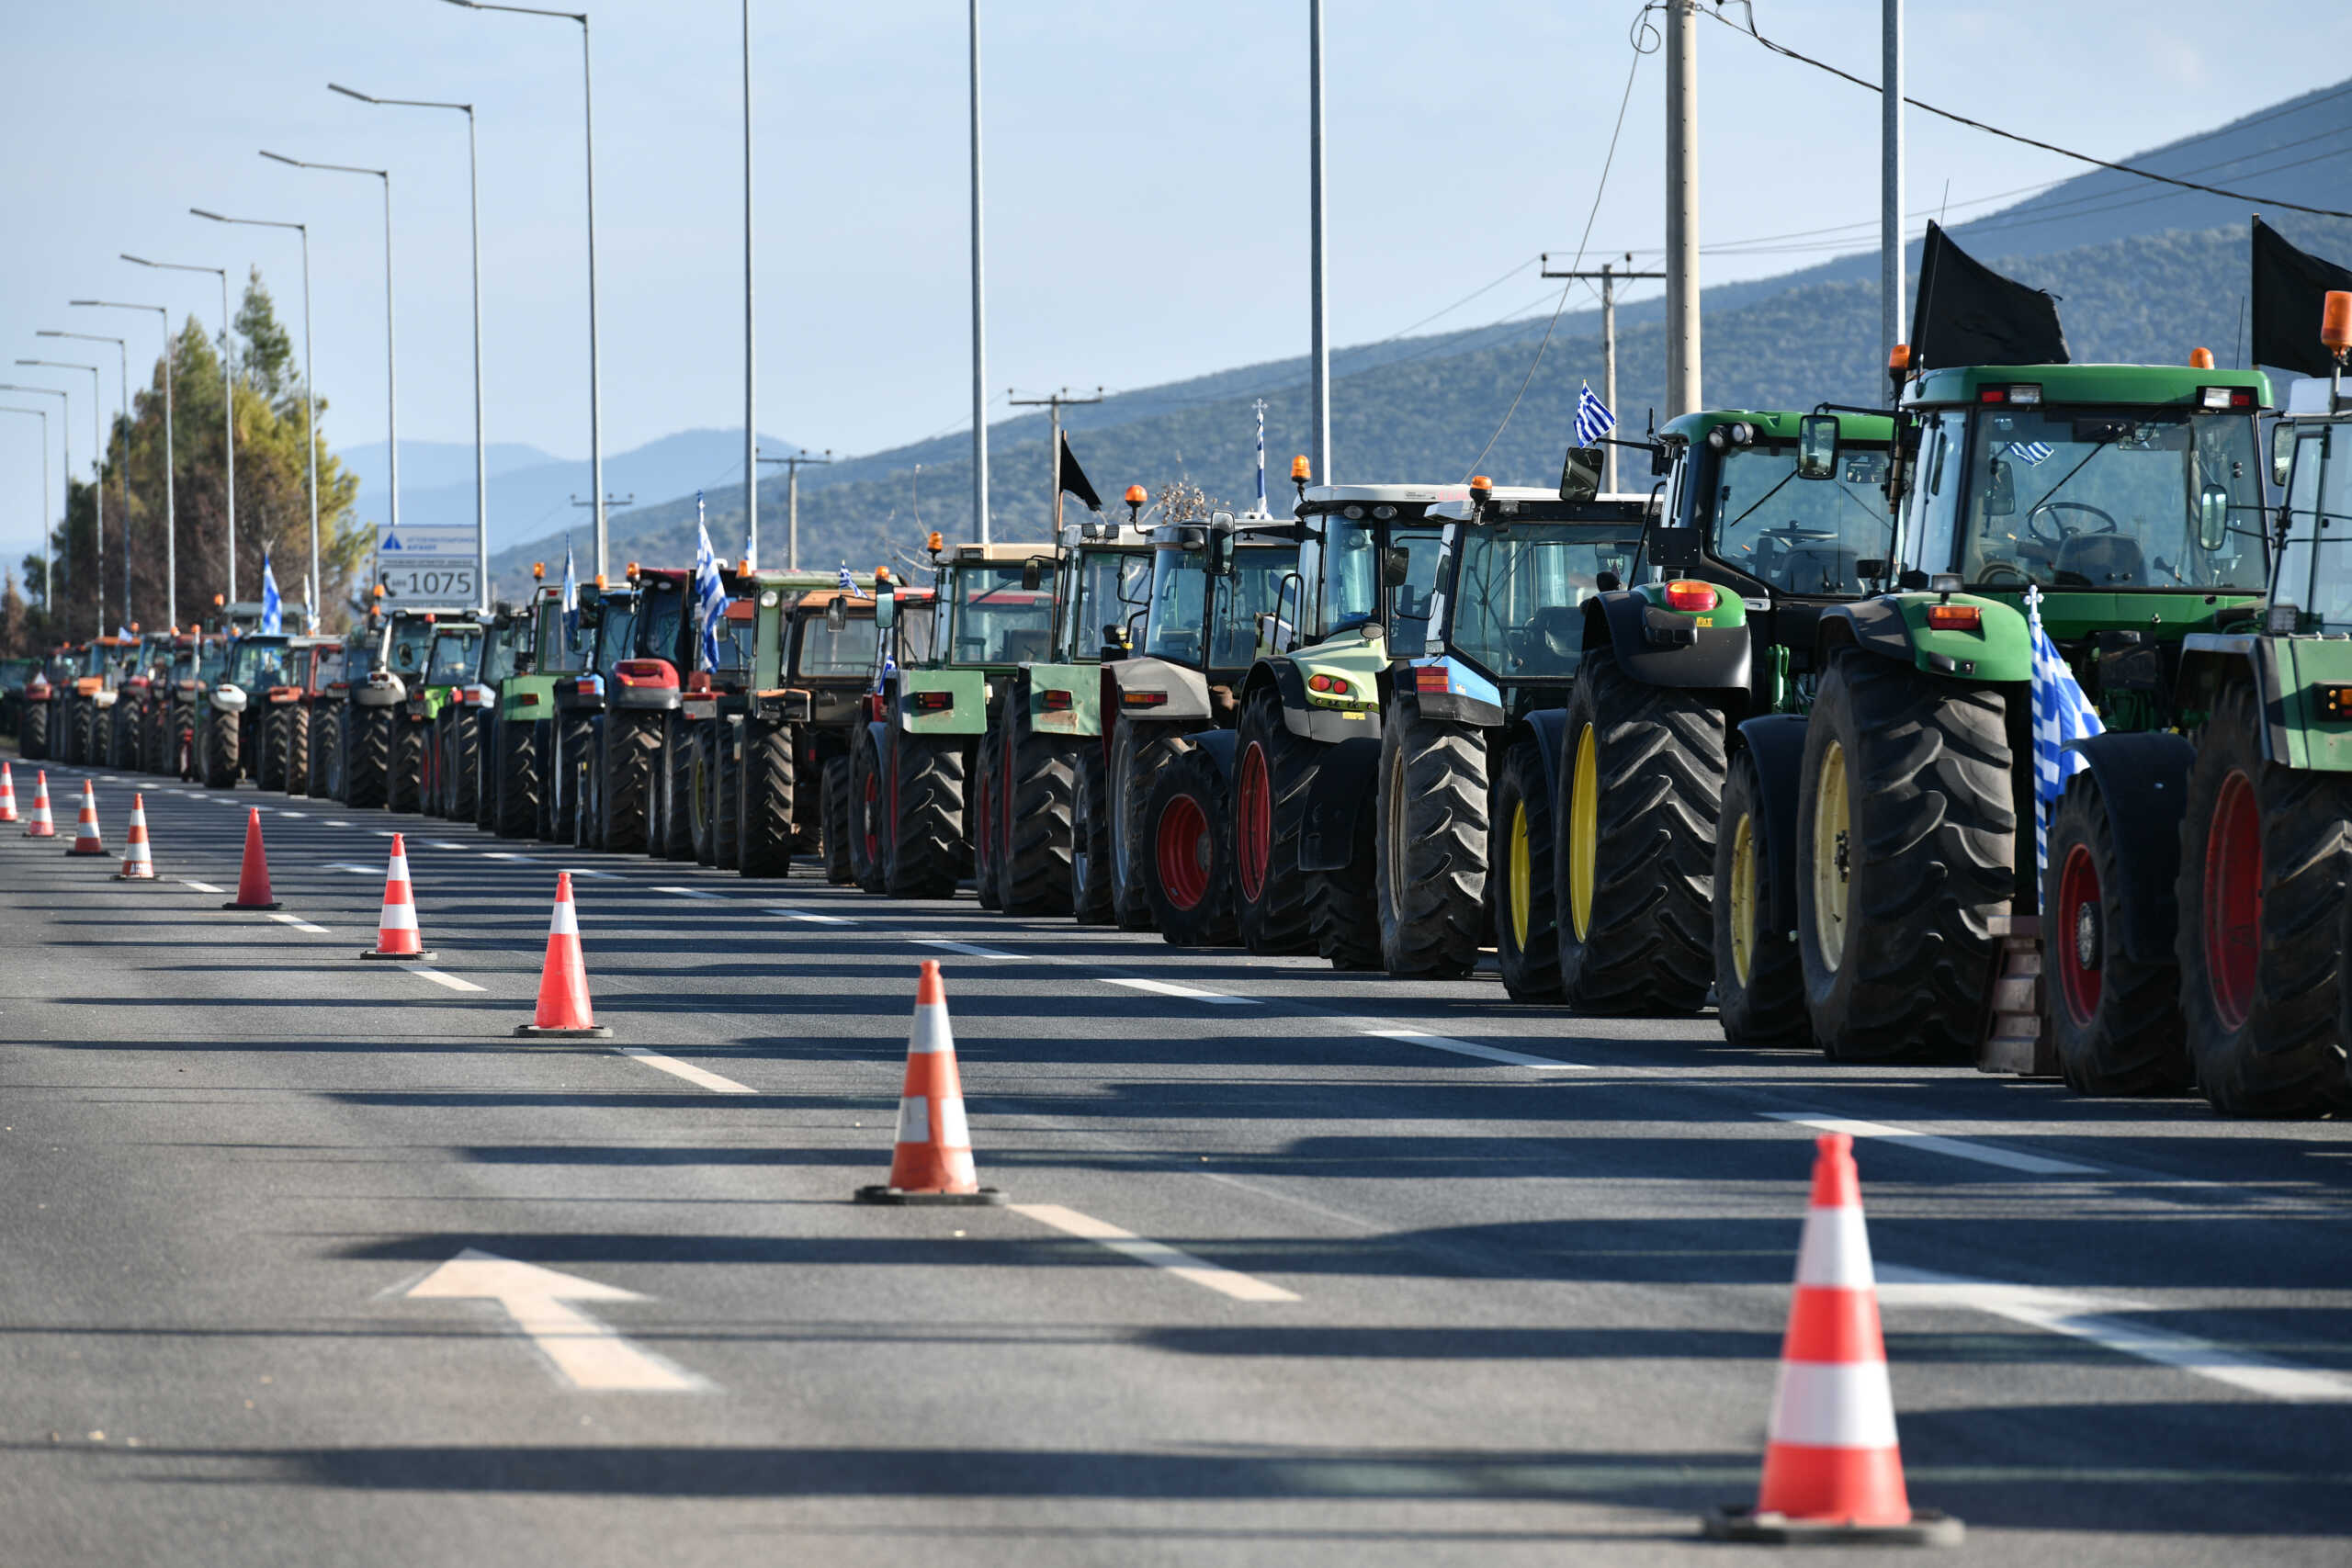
(1728, 808), (1758, 988)
(2202, 769), (2262, 1030)
(1810, 739), (1850, 975)
(1237, 741), (1271, 902)
(1508, 800), (1532, 953)
(1157, 794), (1211, 911)
(2054, 841), (2104, 1026)
(1567, 723), (1599, 942)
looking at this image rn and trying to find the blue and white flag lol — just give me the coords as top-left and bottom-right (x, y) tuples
(693, 498), (727, 672)
(560, 543), (579, 644)
(835, 562), (866, 598)
(1575, 381), (1616, 447)
(2007, 440), (2054, 466)
(259, 550), (283, 635)
(1254, 397), (1269, 515)
(2028, 584), (2102, 897)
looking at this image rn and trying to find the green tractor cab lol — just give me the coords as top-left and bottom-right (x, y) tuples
(713, 570), (877, 877)
(560, 579), (639, 850)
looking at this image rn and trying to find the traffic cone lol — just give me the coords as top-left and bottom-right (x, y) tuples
(1704, 1134), (1962, 1546)
(18, 769), (50, 837)
(223, 807), (281, 910)
(358, 832), (435, 960)
(113, 794), (158, 881)
(855, 960), (1003, 1205)
(64, 780), (106, 856)
(0, 761), (18, 823)
(514, 873), (611, 1038)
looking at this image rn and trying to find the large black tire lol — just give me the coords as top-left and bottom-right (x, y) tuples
(388, 722), (425, 815)
(471, 715), (498, 829)
(1554, 650), (1723, 1014)
(1310, 782), (1381, 971)
(689, 720), (718, 864)
(285, 707), (311, 797)
(313, 710), (344, 800)
(452, 709), (483, 825)
(657, 712), (696, 861)
(1795, 649), (2013, 1062)
(548, 717), (588, 843)
(150, 703), (173, 777)
(203, 706), (241, 791)
(68, 702), (94, 765)
(711, 718), (741, 870)
(601, 710), (657, 853)
(2176, 681), (2352, 1116)
(1713, 745), (1809, 1049)
(1490, 734), (1564, 1002)
(422, 710), (451, 818)
(1003, 703), (1077, 917)
(887, 729), (967, 900)
(1231, 684), (1318, 955)
(1070, 743), (1116, 926)
(822, 755), (856, 886)
(108, 704), (136, 769)
(849, 728), (888, 895)
(258, 708), (289, 792)
(973, 723), (1005, 910)
(1374, 696), (1487, 978)
(2046, 769), (2189, 1095)
(496, 719), (539, 838)
(21, 700), (47, 760)
(1110, 725), (1187, 931)
(1144, 743), (1238, 946)
(345, 707), (392, 808)
(739, 716), (796, 877)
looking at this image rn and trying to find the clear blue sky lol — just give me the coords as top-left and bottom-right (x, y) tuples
(4, 0), (2349, 570)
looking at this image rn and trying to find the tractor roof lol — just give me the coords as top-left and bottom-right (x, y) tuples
(942, 541), (1054, 566)
(1661, 409), (1894, 444)
(2281, 377), (2349, 420)
(1903, 363), (2271, 410)
(787, 587), (879, 615)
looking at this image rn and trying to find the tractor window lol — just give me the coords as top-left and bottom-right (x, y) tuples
(1954, 408), (2266, 592)
(479, 629), (518, 686)
(311, 647), (345, 690)
(1063, 550), (1151, 660)
(1710, 442), (1893, 596)
(636, 582), (684, 662)
(1902, 412), (1968, 580)
(1320, 516), (1443, 652)
(228, 639), (289, 688)
(1210, 546), (1301, 670)
(2278, 428), (2352, 628)
(425, 631), (481, 684)
(388, 619), (437, 675)
(793, 612), (879, 678)
(196, 644), (228, 683)
(892, 600), (937, 669)
(949, 565), (1056, 665)
(594, 604), (637, 671)
(1449, 526), (1640, 681)
(1143, 547), (1208, 665)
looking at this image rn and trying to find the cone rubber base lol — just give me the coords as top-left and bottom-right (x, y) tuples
(222, 899), (282, 910)
(1702, 1506), (1962, 1547)
(113, 872), (159, 882)
(24, 829), (54, 839)
(65, 847), (107, 857)
(514, 1023), (613, 1039)
(359, 949), (437, 962)
(854, 1185), (1005, 1206)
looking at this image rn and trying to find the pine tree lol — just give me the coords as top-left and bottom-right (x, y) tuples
(236, 267), (296, 407)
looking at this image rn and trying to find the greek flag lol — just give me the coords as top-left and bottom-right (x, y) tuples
(1575, 381), (1615, 447)
(560, 543), (579, 644)
(2029, 584), (2102, 896)
(259, 551), (282, 635)
(2007, 441), (2054, 465)
(693, 500), (727, 672)
(836, 562), (865, 597)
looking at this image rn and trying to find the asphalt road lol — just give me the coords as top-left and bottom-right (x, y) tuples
(2, 760), (2347, 1567)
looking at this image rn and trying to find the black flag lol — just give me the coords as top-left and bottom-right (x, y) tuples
(2251, 217), (2352, 377)
(1909, 221), (2070, 370)
(1057, 430), (1103, 513)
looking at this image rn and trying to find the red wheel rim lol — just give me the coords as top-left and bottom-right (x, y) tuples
(1237, 741), (1271, 901)
(2201, 770), (2262, 1029)
(1157, 793), (1211, 910)
(2053, 841), (2103, 1026)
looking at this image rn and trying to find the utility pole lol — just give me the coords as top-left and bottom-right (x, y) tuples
(1541, 254), (1664, 494)
(756, 448), (831, 571)
(742, 0), (759, 570)
(1307, 0), (1330, 484)
(967, 0), (990, 545)
(1008, 387), (1102, 533)
(1664, 0), (1701, 419)
(1882, 0), (1905, 366)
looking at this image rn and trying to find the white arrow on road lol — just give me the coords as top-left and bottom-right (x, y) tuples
(401, 1249), (706, 1393)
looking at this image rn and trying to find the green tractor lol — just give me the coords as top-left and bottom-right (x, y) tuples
(710, 570), (876, 876)
(493, 574), (572, 840)
(439, 604), (528, 829)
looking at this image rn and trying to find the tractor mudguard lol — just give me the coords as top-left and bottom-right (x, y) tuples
(1188, 726), (1238, 783)
(1732, 714), (1810, 937)
(1820, 592), (2034, 683)
(1404, 656), (1506, 728)
(1020, 660), (1104, 738)
(1264, 658), (1382, 744)
(2269, 637), (2352, 773)
(1298, 734), (1380, 873)
(1519, 706), (1568, 807)
(894, 668), (989, 736)
(2065, 730), (2195, 965)
(1583, 589), (1751, 692)
(1106, 656), (1213, 723)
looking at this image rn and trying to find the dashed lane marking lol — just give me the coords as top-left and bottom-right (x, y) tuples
(179, 880), (224, 894)
(615, 1047), (754, 1095)
(1354, 1025), (1588, 1071)
(918, 939), (1018, 960)
(1102, 976), (1257, 1004)
(410, 966), (486, 993)
(1761, 1112), (2102, 1177)
(652, 886), (727, 900)
(279, 810), (307, 818)
(1010, 1203), (1299, 1303)
(324, 819), (349, 828)
(765, 907), (855, 925)
(431, 840), (472, 852)
(325, 863), (380, 875)
(264, 912), (330, 934)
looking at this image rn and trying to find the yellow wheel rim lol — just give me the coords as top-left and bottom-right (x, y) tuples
(1810, 739), (1850, 974)
(1508, 801), (1532, 953)
(1728, 808), (1757, 987)
(1568, 722), (1599, 942)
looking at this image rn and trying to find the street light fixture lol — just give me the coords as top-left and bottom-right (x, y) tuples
(190, 210), (320, 621)
(15, 360), (104, 630)
(123, 254), (237, 602)
(329, 82), (489, 612)
(0, 406), (53, 623)
(37, 329), (131, 627)
(73, 299), (176, 627)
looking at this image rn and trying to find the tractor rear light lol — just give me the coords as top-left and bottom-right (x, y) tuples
(1415, 666), (1452, 694)
(911, 690), (955, 712)
(1042, 689), (1073, 711)
(2197, 385), (2256, 411)
(1663, 580), (1719, 613)
(2318, 684), (2352, 717)
(512, 692), (539, 708)
(1121, 690), (1168, 708)
(1307, 672), (1352, 696)
(615, 659), (677, 686)
(2008, 384), (2042, 405)
(1925, 604), (1982, 632)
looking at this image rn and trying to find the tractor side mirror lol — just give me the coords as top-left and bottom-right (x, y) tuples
(2272, 422), (2297, 488)
(1206, 528), (1236, 577)
(826, 597), (847, 633)
(1796, 415), (1839, 480)
(1985, 457), (2017, 518)
(2198, 482), (2233, 552)
(1558, 445), (1602, 502)
(1021, 558), (1044, 592)
(1380, 546), (1411, 589)
(874, 586), (896, 630)
(1647, 442), (1672, 478)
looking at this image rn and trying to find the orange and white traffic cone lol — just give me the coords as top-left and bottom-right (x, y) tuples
(22, 770), (55, 838)
(113, 794), (158, 880)
(0, 761), (18, 823)
(1705, 1134), (1961, 1545)
(855, 960), (1002, 1205)
(64, 780), (107, 856)
(223, 807), (281, 910)
(514, 872), (610, 1038)
(358, 832), (435, 960)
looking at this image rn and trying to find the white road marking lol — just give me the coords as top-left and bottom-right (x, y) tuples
(410, 966), (486, 993)
(1011, 1203), (1299, 1303)
(765, 907), (855, 925)
(371, 829), (396, 837)
(264, 912), (330, 935)
(1879, 1266), (2352, 1403)
(652, 885), (726, 900)
(278, 810), (307, 818)
(431, 840), (471, 852)
(1761, 1112), (2102, 1177)
(324, 863), (380, 875)
(918, 939), (1018, 960)
(485, 852), (540, 863)
(1102, 976), (1257, 1004)
(571, 868), (621, 879)
(401, 1249), (706, 1393)
(324, 819), (349, 828)
(1354, 1025), (1588, 1071)
(179, 880), (224, 894)
(615, 1047), (755, 1095)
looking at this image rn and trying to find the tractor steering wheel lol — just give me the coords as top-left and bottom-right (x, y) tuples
(2025, 500), (2120, 549)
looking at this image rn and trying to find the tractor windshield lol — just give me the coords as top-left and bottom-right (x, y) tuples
(793, 610), (879, 678)
(425, 630), (481, 685)
(479, 627), (519, 686)
(311, 646), (345, 691)
(196, 643), (228, 683)
(386, 618), (437, 678)
(1321, 515), (1445, 654)
(1213, 547), (1300, 669)
(1950, 408), (2265, 592)
(948, 565), (1055, 665)
(594, 602), (638, 672)
(1062, 549), (1151, 660)
(1709, 443), (1893, 596)
(1449, 525), (1643, 682)
(636, 582), (684, 663)
(535, 601), (582, 674)
(2278, 423), (2352, 628)
(228, 638), (290, 688)
(1143, 547), (1207, 665)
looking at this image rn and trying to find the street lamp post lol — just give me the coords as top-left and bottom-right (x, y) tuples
(15, 361), (103, 628)
(443, 0), (605, 577)
(0, 407), (52, 625)
(123, 254), (235, 603)
(191, 211), (320, 622)
(0, 385), (73, 632)
(742, 0), (758, 570)
(967, 0), (989, 545)
(329, 84), (489, 612)
(38, 331), (130, 626)
(73, 303), (175, 627)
